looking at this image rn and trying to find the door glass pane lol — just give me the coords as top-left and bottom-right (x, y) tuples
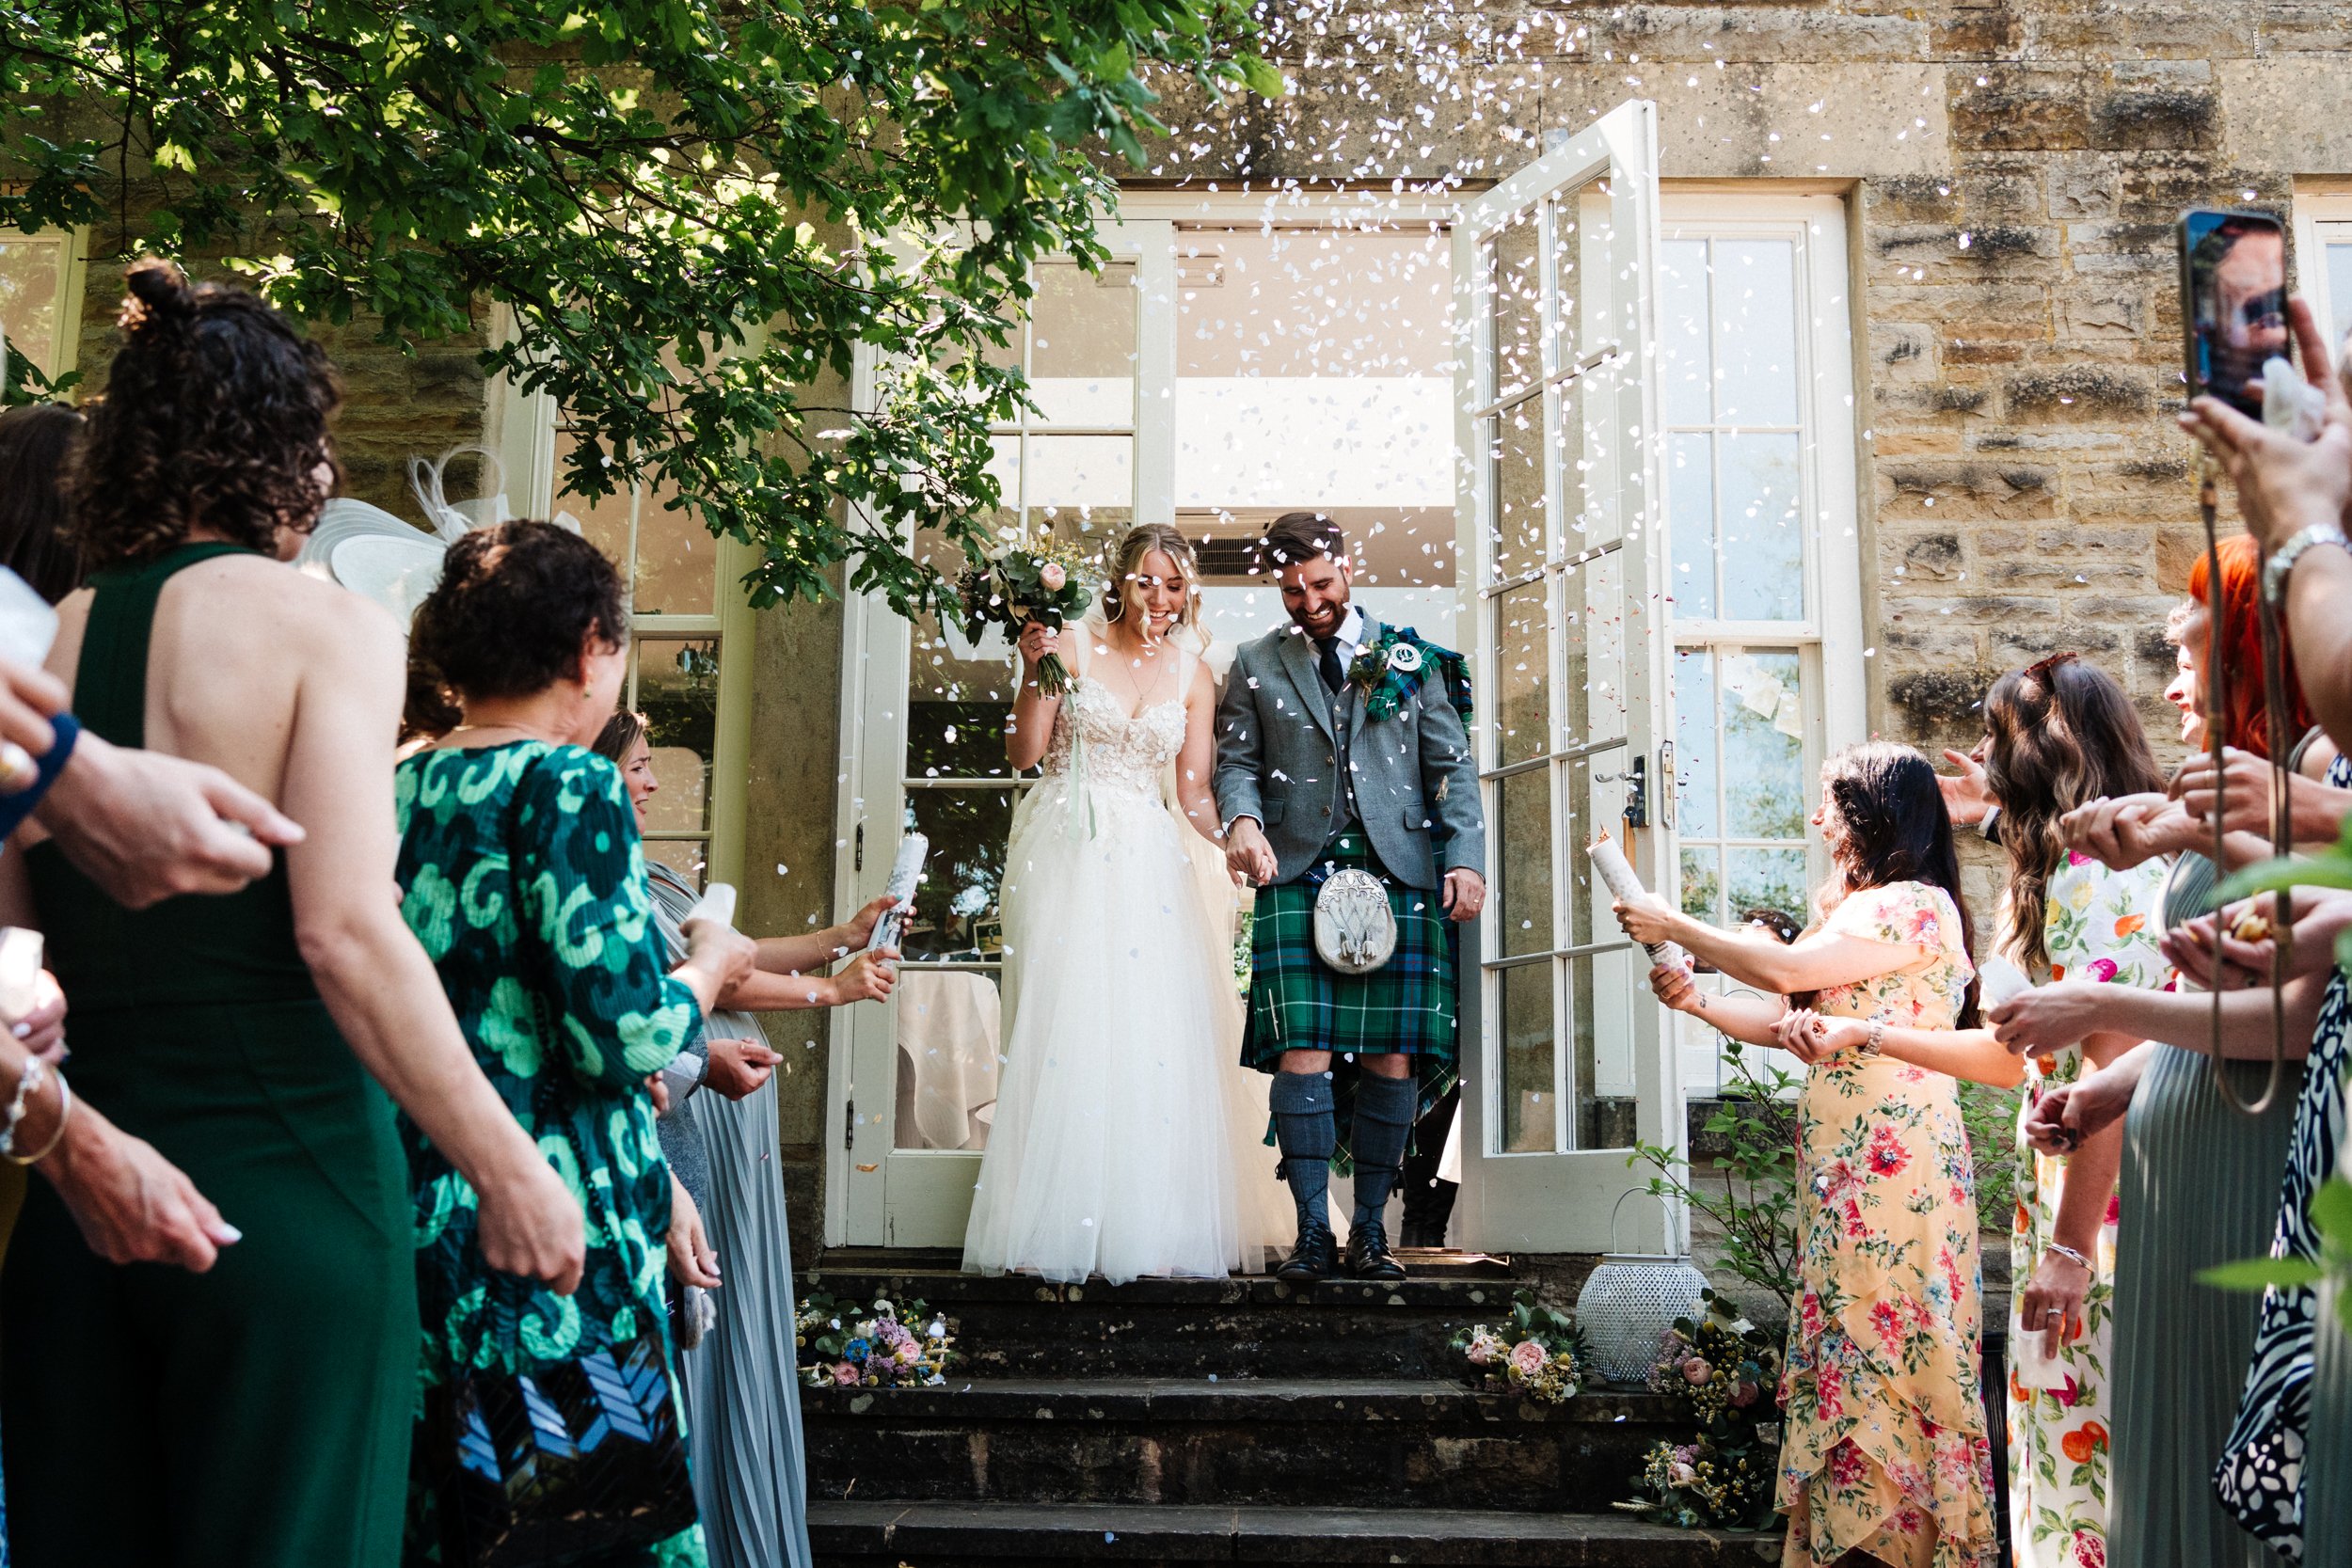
(1719, 649), (1807, 838)
(1487, 402), (1547, 581)
(1028, 262), (1137, 427)
(645, 840), (707, 887)
(1709, 238), (1799, 427)
(1494, 580), (1549, 765)
(1719, 433), (1803, 622)
(1728, 847), (1808, 934)
(1674, 646), (1720, 838)
(1571, 947), (1636, 1149)
(2328, 240), (2352, 342)
(896, 969), (1003, 1150)
(901, 790), (1015, 962)
(635, 635), (719, 833)
(631, 483), (716, 617)
(1659, 238), (1713, 429)
(556, 429), (640, 579)
(1489, 215), (1542, 404)
(908, 611), (1019, 779)
(1564, 743), (1620, 950)
(0, 235), (71, 381)
(1679, 844), (1722, 925)
(1666, 432), (1716, 619)
(1564, 546), (1627, 746)
(1497, 768), (1552, 958)
(1498, 961), (1555, 1154)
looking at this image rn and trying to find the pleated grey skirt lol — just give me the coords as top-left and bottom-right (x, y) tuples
(676, 1076), (814, 1568)
(2106, 1043), (2299, 1568)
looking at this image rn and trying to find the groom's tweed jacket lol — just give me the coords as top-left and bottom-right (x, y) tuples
(1212, 615), (1485, 892)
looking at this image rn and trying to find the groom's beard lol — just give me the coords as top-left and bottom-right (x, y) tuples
(1289, 595), (1349, 639)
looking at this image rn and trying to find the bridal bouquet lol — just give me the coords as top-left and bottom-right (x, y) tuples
(955, 542), (1097, 696)
(795, 1291), (956, 1390)
(1451, 1289), (1586, 1405)
(1618, 1291), (1783, 1529)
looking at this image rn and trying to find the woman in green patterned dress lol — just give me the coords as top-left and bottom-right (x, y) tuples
(396, 521), (755, 1567)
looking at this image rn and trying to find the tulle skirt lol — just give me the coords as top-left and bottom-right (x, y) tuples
(961, 775), (1283, 1284)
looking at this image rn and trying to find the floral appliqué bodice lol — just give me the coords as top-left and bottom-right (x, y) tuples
(1042, 675), (1188, 801)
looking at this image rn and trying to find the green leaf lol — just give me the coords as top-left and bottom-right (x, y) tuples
(2198, 1257), (2326, 1291)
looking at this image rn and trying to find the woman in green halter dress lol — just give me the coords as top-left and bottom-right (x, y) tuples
(0, 264), (584, 1568)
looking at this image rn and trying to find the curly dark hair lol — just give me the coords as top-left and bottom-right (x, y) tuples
(65, 260), (342, 570)
(0, 404), (88, 603)
(405, 521), (628, 737)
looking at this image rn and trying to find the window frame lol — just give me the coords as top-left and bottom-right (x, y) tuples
(0, 224), (90, 388)
(1656, 189), (1865, 1098)
(483, 343), (757, 890)
(2292, 186), (2352, 348)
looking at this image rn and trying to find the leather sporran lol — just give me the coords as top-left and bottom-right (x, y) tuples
(1313, 866), (1398, 974)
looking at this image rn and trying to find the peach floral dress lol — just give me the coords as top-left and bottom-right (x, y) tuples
(1780, 880), (1998, 1568)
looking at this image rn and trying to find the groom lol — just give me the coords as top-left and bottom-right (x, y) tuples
(1214, 513), (1486, 1282)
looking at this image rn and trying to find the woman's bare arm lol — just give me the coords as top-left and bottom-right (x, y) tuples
(1174, 661), (1224, 847)
(279, 600), (585, 1292)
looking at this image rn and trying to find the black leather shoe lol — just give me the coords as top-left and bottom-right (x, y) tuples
(1345, 1219), (1406, 1280)
(1276, 1222), (1338, 1283)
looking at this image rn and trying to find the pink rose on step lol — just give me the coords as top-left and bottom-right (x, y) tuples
(1466, 1331), (1503, 1367)
(1507, 1340), (1546, 1378)
(1732, 1381), (1759, 1407)
(1666, 1459), (1698, 1487)
(1040, 562), (1068, 591)
(1683, 1358), (1713, 1386)
(831, 1361), (860, 1386)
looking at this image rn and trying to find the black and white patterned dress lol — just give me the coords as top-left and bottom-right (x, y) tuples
(2213, 753), (2352, 1561)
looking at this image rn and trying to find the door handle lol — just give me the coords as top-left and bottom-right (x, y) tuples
(1625, 753), (1648, 829)
(1658, 740), (1674, 831)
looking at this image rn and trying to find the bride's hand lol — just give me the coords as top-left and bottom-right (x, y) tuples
(1017, 622), (1060, 672)
(1226, 816), (1278, 888)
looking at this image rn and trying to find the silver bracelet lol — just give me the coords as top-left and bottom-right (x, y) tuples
(2045, 1241), (2093, 1271)
(0, 1055), (46, 1159)
(1861, 1019), (1886, 1056)
(8, 1071), (70, 1165)
(2263, 521), (2350, 606)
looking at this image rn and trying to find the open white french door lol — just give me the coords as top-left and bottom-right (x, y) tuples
(829, 215), (1174, 1248)
(1449, 101), (1685, 1255)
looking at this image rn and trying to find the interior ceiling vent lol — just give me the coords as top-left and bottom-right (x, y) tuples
(1190, 535), (1263, 577)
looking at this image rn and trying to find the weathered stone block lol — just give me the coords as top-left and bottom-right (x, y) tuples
(1872, 322), (1939, 383)
(2003, 365), (2154, 420)
(2047, 154), (2120, 220)
(1952, 68), (2093, 152)
(1878, 460), (2058, 520)
(2058, 285), (2148, 341)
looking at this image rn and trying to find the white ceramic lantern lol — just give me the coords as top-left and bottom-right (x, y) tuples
(1577, 1196), (1710, 1384)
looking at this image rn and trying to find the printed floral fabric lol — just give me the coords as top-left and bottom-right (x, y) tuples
(1781, 880), (1997, 1568)
(2007, 854), (2169, 1568)
(394, 741), (707, 1567)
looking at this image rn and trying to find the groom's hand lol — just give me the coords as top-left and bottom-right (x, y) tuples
(1226, 817), (1278, 887)
(1440, 869), (1486, 923)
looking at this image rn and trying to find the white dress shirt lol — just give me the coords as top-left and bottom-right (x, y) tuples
(1227, 605), (1367, 835)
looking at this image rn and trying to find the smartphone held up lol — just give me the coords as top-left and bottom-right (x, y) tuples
(2178, 207), (2289, 422)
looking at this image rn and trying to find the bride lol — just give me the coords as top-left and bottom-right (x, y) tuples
(961, 524), (1286, 1283)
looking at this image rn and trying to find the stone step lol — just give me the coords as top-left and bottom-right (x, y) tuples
(802, 1377), (1692, 1513)
(797, 1259), (1535, 1380)
(809, 1500), (1779, 1566)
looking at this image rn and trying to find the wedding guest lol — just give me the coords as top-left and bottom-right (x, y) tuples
(0, 404), (86, 603)
(0, 261), (584, 1568)
(2172, 299), (2352, 1565)
(594, 710), (896, 1568)
(1953, 655), (2169, 1568)
(2032, 589), (2309, 1568)
(399, 520), (754, 1564)
(1616, 742), (1999, 1568)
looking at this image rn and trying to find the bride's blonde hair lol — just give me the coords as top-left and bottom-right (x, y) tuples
(1100, 523), (1202, 638)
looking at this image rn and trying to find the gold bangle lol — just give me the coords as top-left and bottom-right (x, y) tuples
(8, 1070), (72, 1165)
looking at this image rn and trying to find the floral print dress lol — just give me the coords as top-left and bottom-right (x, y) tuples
(2007, 854), (2169, 1568)
(1780, 880), (1997, 1568)
(395, 741), (707, 1567)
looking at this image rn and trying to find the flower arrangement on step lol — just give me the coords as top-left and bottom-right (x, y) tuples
(955, 538), (1098, 697)
(1617, 1290), (1784, 1529)
(794, 1292), (956, 1389)
(1450, 1288), (1586, 1405)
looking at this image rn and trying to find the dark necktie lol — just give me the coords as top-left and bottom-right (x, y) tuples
(1315, 636), (1345, 695)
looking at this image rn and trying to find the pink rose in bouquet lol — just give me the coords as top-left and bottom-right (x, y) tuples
(1465, 1331), (1502, 1367)
(1040, 562), (1068, 592)
(1507, 1340), (1546, 1379)
(1683, 1358), (1713, 1386)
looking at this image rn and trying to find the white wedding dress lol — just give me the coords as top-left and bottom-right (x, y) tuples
(961, 628), (1287, 1284)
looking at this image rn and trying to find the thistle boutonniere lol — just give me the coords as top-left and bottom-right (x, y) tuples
(1346, 626), (1474, 724)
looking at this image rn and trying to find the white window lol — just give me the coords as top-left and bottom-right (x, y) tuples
(2292, 188), (2352, 348)
(1657, 193), (1864, 1098)
(485, 367), (756, 888)
(0, 228), (87, 388)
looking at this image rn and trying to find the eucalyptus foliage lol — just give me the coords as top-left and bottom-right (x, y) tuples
(2, 0), (1279, 609)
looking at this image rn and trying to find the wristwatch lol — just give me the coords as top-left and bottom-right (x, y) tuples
(2263, 521), (2351, 607)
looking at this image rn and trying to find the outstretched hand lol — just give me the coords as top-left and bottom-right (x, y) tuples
(1937, 748), (1994, 828)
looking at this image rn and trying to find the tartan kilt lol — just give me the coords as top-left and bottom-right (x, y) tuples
(1244, 832), (1458, 1067)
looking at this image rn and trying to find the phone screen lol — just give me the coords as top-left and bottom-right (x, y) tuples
(2180, 208), (2289, 420)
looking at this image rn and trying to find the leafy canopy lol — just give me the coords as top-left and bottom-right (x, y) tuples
(2, 0), (1279, 609)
